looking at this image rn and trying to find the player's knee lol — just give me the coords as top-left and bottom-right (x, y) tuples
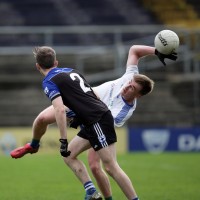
(104, 165), (113, 176)
(35, 114), (48, 126)
(90, 162), (101, 175)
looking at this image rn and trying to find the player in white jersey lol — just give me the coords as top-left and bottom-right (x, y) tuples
(10, 45), (177, 200)
(88, 65), (152, 200)
(93, 65), (138, 128)
(86, 45), (176, 200)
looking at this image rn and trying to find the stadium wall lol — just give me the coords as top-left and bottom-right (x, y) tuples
(128, 127), (200, 153)
(0, 127), (127, 156)
(1, 126), (200, 156)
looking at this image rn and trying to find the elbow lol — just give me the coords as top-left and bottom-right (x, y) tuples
(129, 45), (140, 59)
(129, 45), (137, 54)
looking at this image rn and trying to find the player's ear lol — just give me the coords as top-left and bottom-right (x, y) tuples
(36, 63), (43, 75)
(36, 63), (40, 71)
(55, 60), (58, 67)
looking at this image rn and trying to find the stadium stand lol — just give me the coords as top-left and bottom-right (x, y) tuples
(142, 0), (200, 27)
(0, 0), (199, 126)
(7, 0), (62, 26)
(130, 82), (195, 126)
(0, 2), (24, 26)
(0, 0), (158, 46)
(1, 0), (157, 26)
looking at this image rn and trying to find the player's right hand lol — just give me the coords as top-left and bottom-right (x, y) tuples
(155, 49), (178, 66)
(59, 139), (71, 157)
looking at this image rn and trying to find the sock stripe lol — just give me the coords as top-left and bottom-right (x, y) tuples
(84, 181), (96, 195)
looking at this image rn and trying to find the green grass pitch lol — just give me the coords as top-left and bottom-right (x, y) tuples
(1, 152), (200, 200)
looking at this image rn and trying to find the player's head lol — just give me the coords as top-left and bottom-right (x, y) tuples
(121, 74), (154, 101)
(134, 74), (154, 96)
(33, 46), (57, 69)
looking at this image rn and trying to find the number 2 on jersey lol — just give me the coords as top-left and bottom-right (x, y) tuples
(70, 73), (91, 93)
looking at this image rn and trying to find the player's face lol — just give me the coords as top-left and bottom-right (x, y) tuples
(121, 79), (142, 100)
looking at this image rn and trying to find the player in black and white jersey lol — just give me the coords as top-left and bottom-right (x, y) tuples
(43, 67), (108, 128)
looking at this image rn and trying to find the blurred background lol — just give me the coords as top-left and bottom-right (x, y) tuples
(0, 0), (200, 154)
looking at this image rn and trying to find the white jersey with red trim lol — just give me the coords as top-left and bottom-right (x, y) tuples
(93, 65), (139, 127)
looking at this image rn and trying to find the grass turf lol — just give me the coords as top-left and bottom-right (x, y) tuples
(1, 152), (200, 200)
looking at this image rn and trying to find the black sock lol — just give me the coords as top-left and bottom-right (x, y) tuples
(105, 197), (113, 200)
(30, 139), (40, 148)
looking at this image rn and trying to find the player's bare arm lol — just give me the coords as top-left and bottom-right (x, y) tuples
(52, 96), (67, 139)
(126, 45), (155, 66)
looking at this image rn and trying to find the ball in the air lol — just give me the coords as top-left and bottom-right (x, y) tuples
(154, 30), (179, 55)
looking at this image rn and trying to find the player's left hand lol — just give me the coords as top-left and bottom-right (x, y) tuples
(59, 139), (71, 157)
(155, 49), (178, 66)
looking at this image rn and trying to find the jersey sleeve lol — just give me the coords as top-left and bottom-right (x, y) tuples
(43, 80), (61, 101)
(124, 65), (139, 75)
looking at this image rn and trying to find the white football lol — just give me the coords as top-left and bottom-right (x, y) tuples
(154, 30), (179, 55)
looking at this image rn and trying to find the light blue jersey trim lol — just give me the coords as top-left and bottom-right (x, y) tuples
(115, 103), (133, 124)
(122, 96), (134, 106)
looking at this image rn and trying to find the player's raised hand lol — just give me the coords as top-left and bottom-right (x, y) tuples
(155, 49), (178, 66)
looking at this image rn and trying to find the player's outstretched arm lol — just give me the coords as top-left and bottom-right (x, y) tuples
(126, 45), (178, 67)
(52, 96), (67, 140)
(126, 45), (155, 67)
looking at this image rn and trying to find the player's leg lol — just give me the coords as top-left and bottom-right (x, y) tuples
(89, 111), (138, 200)
(10, 106), (56, 158)
(32, 105), (56, 141)
(88, 148), (112, 199)
(97, 144), (138, 200)
(63, 135), (102, 200)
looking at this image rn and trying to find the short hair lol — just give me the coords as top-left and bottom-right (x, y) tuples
(134, 74), (154, 96)
(33, 46), (56, 69)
